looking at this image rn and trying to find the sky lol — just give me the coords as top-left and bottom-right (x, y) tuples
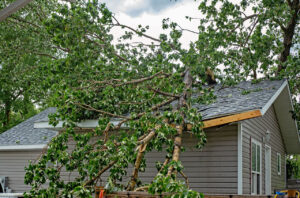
(101, 0), (202, 48)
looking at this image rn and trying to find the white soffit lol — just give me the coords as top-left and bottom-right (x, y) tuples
(34, 119), (123, 130)
(0, 193), (24, 197)
(0, 144), (46, 151)
(273, 85), (300, 154)
(261, 80), (288, 115)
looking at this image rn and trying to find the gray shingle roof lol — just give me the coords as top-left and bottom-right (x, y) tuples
(0, 108), (57, 146)
(0, 80), (287, 146)
(193, 79), (286, 120)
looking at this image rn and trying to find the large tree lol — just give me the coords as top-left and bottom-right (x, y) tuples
(0, 0), (61, 132)
(196, 0), (299, 77)
(195, 0), (299, 122)
(0, 0), (297, 197)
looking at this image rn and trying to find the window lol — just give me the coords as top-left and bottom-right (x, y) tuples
(277, 153), (281, 175)
(251, 140), (261, 195)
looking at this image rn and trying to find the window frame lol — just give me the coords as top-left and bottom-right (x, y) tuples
(251, 139), (262, 195)
(277, 153), (281, 176)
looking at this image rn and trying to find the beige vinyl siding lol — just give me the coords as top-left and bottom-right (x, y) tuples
(0, 125), (238, 194)
(136, 125), (238, 194)
(242, 106), (286, 194)
(0, 149), (42, 193)
(76, 126), (238, 194)
(67, 125), (238, 194)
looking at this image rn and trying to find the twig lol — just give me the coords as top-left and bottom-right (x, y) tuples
(158, 158), (170, 173)
(242, 18), (259, 47)
(114, 97), (177, 130)
(90, 71), (170, 88)
(147, 86), (180, 98)
(112, 16), (161, 43)
(177, 24), (199, 35)
(179, 171), (189, 188)
(73, 102), (128, 119)
(83, 160), (117, 187)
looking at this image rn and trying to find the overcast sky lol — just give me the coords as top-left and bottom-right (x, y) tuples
(101, 0), (201, 48)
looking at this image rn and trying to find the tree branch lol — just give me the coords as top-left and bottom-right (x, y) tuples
(90, 71), (170, 88)
(112, 16), (161, 43)
(11, 16), (41, 29)
(84, 35), (130, 63)
(273, 17), (287, 32)
(287, 0), (293, 8)
(73, 102), (128, 119)
(147, 86), (180, 98)
(179, 171), (189, 188)
(127, 128), (159, 190)
(168, 69), (192, 176)
(177, 24), (199, 35)
(114, 97), (177, 130)
(242, 18), (259, 47)
(83, 160), (117, 187)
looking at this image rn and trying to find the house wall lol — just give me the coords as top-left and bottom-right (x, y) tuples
(0, 125), (238, 194)
(242, 106), (286, 194)
(0, 149), (43, 193)
(138, 125), (238, 194)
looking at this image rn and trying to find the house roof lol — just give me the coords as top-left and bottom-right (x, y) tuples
(193, 79), (286, 120)
(3, 79), (299, 153)
(36, 80), (286, 124)
(0, 108), (57, 150)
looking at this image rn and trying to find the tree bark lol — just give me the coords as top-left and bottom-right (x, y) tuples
(277, 0), (299, 75)
(167, 69), (193, 176)
(3, 102), (11, 126)
(127, 130), (157, 191)
(167, 125), (183, 176)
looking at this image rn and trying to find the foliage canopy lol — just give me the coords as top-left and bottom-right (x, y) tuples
(0, 0), (299, 197)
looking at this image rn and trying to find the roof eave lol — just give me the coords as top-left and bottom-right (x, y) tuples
(272, 82), (300, 154)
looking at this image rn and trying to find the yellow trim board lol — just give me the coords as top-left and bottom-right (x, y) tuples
(202, 110), (262, 129)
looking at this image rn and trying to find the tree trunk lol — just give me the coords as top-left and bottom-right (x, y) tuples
(3, 102), (11, 126)
(277, 0), (299, 75)
(167, 125), (183, 176)
(253, 68), (257, 80)
(167, 69), (193, 176)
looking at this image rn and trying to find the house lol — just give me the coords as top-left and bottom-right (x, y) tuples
(0, 79), (299, 196)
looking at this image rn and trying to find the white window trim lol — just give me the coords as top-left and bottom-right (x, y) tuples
(277, 153), (282, 176)
(237, 122), (243, 195)
(251, 138), (262, 195)
(265, 145), (272, 195)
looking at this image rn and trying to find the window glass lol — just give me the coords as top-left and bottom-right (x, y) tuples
(251, 140), (261, 195)
(252, 142), (256, 171)
(257, 145), (261, 172)
(257, 174), (260, 194)
(251, 173), (255, 194)
(277, 153), (281, 175)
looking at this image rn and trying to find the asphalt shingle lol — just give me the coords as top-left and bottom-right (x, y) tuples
(0, 108), (57, 146)
(193, 79), (285, 120)
(0, 79), (286, 146)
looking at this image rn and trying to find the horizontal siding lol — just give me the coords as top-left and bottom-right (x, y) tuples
(0, 150), (42, 193)
(135, 125), (238, 194)
(0, 126), (238, 194)
(242, 106), (286, 194)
